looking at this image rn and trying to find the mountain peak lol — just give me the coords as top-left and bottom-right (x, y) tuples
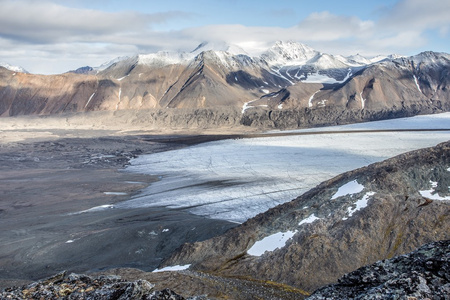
(0, 62), (28, 73)
(262, 41), (319, 65)
(191, 41), (248, 56)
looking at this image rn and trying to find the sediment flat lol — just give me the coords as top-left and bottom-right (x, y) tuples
(0, 128), (238, 288)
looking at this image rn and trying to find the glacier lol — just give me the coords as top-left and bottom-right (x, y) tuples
(118, 113), (450, 223)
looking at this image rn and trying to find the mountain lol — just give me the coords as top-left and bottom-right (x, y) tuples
(0, 62), (28, 73)
(0, 42), (449, 130)
(154, 141), (450, 298)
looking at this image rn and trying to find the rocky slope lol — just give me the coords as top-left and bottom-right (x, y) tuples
(1, 42), (449, 130)
(3, 240), (447, 299)
(158, 141), (450, 297)
(306, 239), (449, 299)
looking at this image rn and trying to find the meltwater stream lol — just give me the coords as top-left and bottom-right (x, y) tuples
(120, 113), (450, 223)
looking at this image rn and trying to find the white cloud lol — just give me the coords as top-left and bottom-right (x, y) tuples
(380, 0), (450, 32)
(296, 11), (375, 41)
(0, 0), (191, 43)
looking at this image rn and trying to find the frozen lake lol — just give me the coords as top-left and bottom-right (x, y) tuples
(121, 113), (450, 223)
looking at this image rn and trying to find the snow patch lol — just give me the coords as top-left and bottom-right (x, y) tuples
(85, 92), (95, 108)
(317, 99), (327, 107)
(298, 214), (320, 226)
(269, 68), (294, 85)
(153, 264), (191, 273)
(331, 180), (364, 199)
(65, 240), (74, 243)
(70, 204), (114, 215)
(413, 75), (422, 93)
(342, 192), (375, 220)
(247, 231), (297, 256)
(242, 99), (265, 113)
(360, 92), (366, 109)
(302, 69), (351, 84)
(419, 181), (450, 201)
(419, 190), (450, 201)
(308, 90), (320, 108)
(162, 229), (169, 232)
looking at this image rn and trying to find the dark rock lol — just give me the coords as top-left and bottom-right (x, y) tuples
(0, 272), (187, 299)
(307, 240), (450, 299)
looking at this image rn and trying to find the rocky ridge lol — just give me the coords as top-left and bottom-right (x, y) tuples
(158, 141), (450, 297)
(307, 240), (450, 299)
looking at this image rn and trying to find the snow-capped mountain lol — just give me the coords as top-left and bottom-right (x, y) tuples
(1, 41), (449, 124)
(191, 41), (248, 56)
(260, 41), (319, 65)
(69, 41), (409, 90)
(0, 62), (28, 73)
(81, 41), (382, 88)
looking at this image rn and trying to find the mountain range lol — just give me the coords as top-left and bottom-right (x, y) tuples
(0, 41), (449, 129)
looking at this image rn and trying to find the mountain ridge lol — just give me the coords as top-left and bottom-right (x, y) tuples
(157, 141), (450, 298)
(0, 41), (449, 130)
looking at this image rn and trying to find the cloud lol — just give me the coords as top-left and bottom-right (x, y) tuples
(1, 0), (448, 74)
(296, 11), (374, 41)
(0, 0), (191, 44)
(380, 0), (450, 32)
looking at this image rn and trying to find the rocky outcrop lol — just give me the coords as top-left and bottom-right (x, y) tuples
(307, 240), (450, 299)
(0, 271), (188, 300)
(160, 141), (450, 296)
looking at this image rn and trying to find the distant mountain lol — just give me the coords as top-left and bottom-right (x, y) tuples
(0, 41), (449, 129)
(69, 66), (94, 74)
(0, 62), (28, 73)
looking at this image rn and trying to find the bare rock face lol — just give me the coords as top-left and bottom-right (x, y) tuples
(0, 271), (187, 300)
(161, 141), (450, 295)
(307, 240), (450, 299)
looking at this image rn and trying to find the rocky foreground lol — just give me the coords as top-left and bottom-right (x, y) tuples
(1, 240), (448, 299)
(307, 240), (450, 299)
(0, 272), (188, 300)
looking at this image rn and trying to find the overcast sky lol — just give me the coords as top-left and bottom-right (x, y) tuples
(1, 0), (449, 74)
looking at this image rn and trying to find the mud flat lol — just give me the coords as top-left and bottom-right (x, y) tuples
(0, 127), (238, 288)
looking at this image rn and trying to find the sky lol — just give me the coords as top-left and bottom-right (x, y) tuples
(0, 0), (449, 74)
